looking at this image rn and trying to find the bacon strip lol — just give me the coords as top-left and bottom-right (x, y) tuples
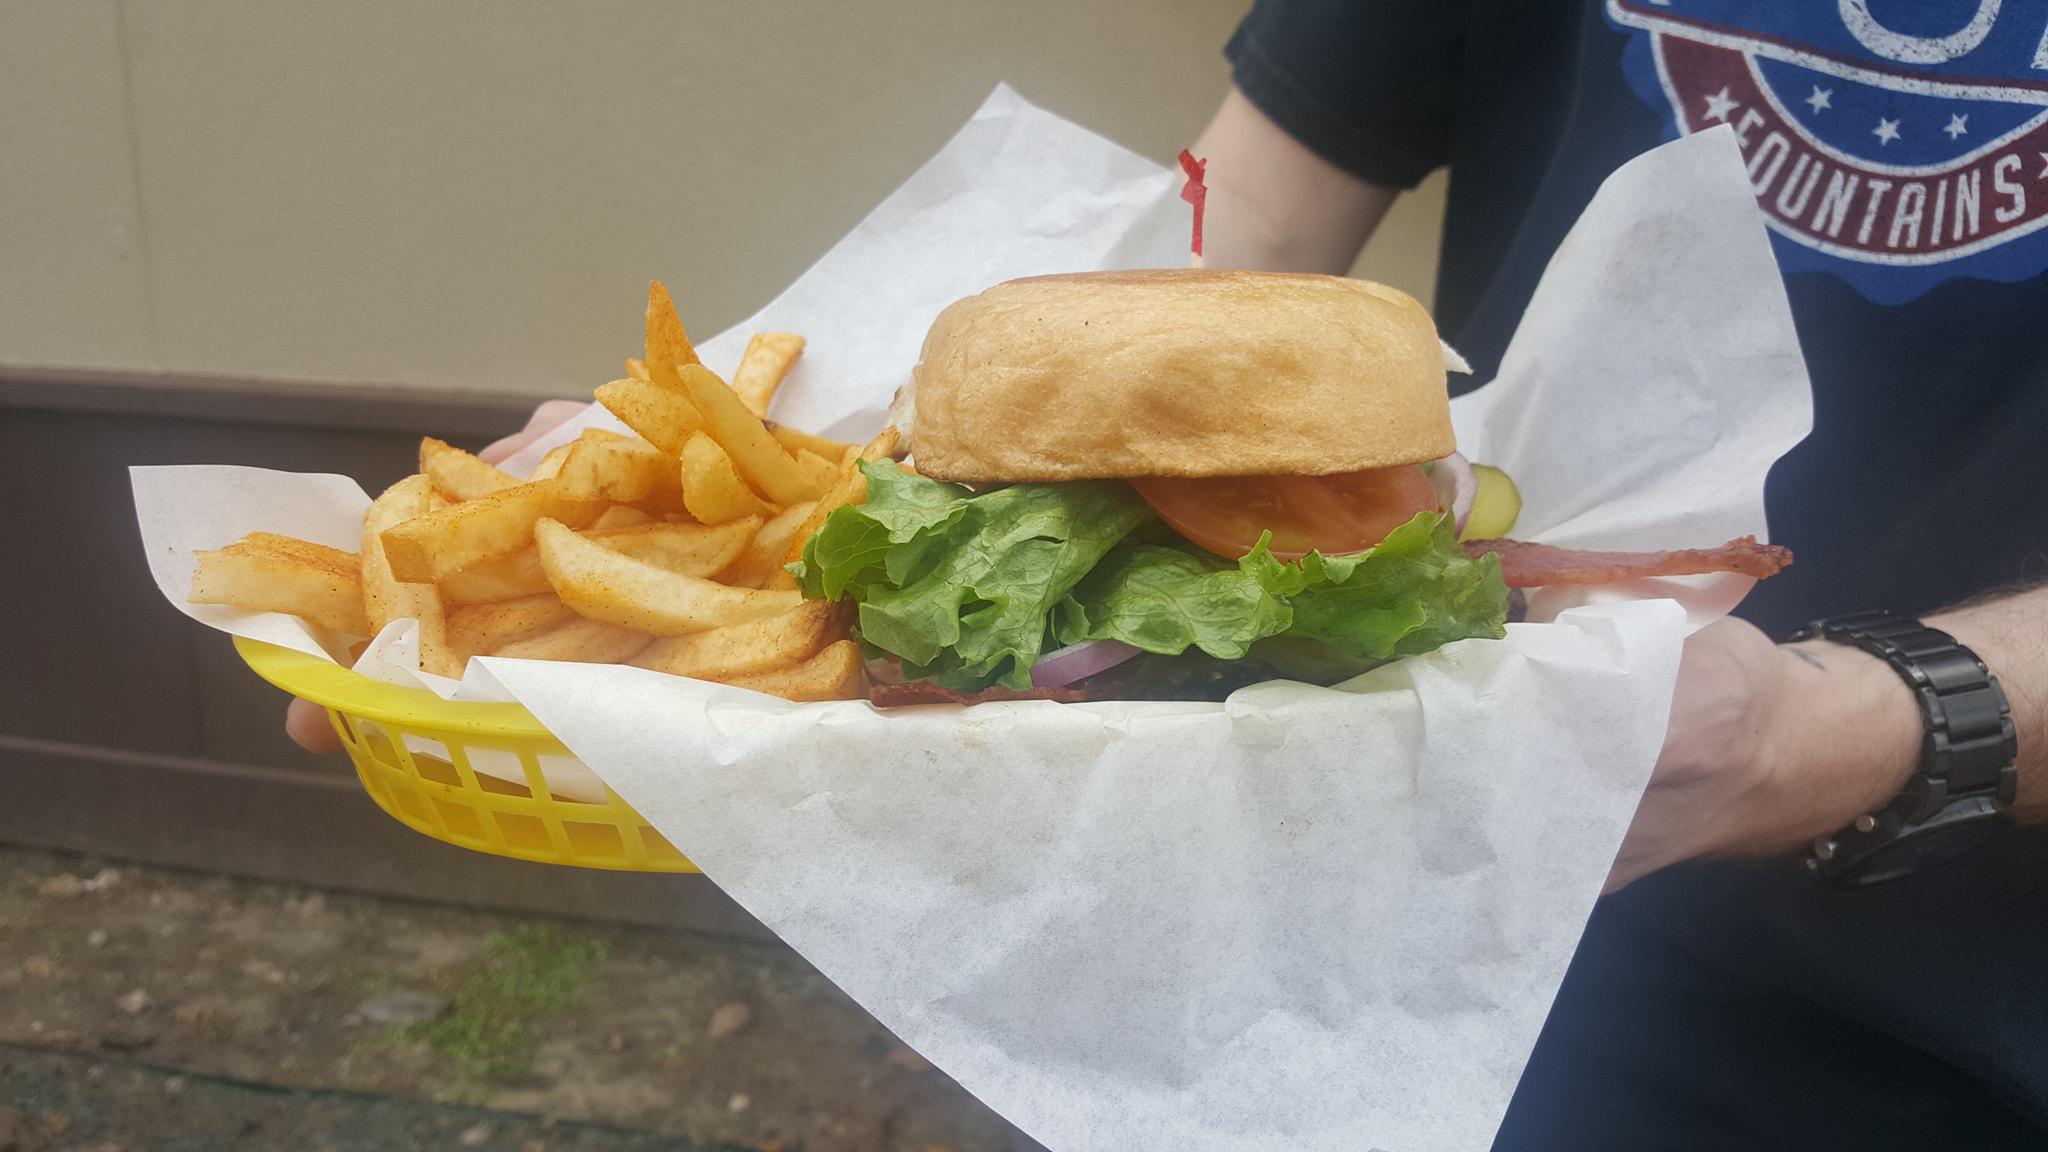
(1465, 536), (1793, 588)
(868, 680), (1090, 707)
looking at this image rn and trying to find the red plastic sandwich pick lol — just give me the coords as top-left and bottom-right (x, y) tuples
(1177, 149), (1207, 259)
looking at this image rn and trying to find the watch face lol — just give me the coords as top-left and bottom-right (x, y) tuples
(1844, 801), (2008, 886)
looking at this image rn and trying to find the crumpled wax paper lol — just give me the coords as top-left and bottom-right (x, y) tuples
(133, 85), (1810, 1151)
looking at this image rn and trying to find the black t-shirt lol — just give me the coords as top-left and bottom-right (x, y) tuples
(1227, 4), (2048, 1149)
(1228, 0), (2048, 637)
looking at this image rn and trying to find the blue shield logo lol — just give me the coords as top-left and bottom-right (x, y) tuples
(1609, 0), (2048, 302)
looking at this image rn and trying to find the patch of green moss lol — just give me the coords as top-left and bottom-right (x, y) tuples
(400, 923), (610, 1081)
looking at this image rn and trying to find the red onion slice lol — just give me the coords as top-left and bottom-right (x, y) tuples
(1428, 452), (1477, 534)
(1030, 639), (1142, 688)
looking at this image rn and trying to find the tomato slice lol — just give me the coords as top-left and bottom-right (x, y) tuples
(1130, 466), (1440, 561)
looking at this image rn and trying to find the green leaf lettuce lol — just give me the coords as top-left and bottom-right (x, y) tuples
(793, 460), (1506, 692)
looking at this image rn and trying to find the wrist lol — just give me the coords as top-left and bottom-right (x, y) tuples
(1927, 606), (2040, 820)
(1754, 639), (1922, 850)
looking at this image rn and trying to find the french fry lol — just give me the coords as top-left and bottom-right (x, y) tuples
(177, 281), (919, 699)
(534, 518), (799, 636)
(439, 546), (550, 604)
(669, 364), (824, 505)
(446, 593), (574, 659)
(792, 448), (841, 492)
(680, 432), (774, 523)
(629, 600), (838, 680)
(722, 639), (866, 701)
(594, 377), (706, 454)
(716, 501), (814, 588)
(361, 475), (457, 675)
(767, 453), (870, 590)
(588, 505), (656, 530)
(381, 481), (601, 584)
(439, 484), (683, 603)
(591, 519), (758, 577)
(556, 434), (682, 506)
(528, 441), (575, 482)
(767, 422), (854, 463)
(732, 332), (804, 416)
(862, 425), (906, 461)
(204, 284), (897, 693)
(190, 532), (369, 636)
(420, 437), (518, 501)
(491, 615), (652, 664)
(645, 280), (700, 368)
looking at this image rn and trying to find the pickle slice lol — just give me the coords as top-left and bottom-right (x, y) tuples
(1461, 464), (1521, 541)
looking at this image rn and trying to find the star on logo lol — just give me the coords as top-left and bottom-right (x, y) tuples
(1805, 86), (1833, 114)
(1872, 117), (1902, 146)
(1702, 87), (1739, 123)
(1943, 113), (1969, 140)
(2039, 151), (2048, 180)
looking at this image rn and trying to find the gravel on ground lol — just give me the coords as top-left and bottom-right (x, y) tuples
(0, 846), (1039, 1152)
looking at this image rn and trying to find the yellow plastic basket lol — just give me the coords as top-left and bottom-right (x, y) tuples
(235, 636), (694, 872)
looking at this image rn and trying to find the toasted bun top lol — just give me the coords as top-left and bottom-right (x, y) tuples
(907, 269), (1453, 482)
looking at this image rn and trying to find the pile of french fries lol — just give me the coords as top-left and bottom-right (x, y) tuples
(189, 282), (899, 702)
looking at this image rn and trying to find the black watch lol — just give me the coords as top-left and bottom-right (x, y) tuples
(1785, 611), (2017, 885)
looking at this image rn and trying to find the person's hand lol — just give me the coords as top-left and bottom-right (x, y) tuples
(1608, 615), (1920, 890)
(282, 400), (590, 754)
(286, 696), (343, 753)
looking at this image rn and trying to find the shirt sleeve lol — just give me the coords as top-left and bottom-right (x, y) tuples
(1224, 0), (1475, 189)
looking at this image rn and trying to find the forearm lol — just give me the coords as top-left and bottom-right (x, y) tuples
(1192, 87), (1400, 274)
(1767, 583), (2048, 843)
(1755, 634), (1920, 851)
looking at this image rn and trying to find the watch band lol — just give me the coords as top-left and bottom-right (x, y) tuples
(1787, 610), (2017, 882)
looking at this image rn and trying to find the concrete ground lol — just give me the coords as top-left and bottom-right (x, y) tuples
(0, 1045), (706, 1151)
(0, 846), (1039, 1152)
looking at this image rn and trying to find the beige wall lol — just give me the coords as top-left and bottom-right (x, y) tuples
(2, 1), (1444, 397)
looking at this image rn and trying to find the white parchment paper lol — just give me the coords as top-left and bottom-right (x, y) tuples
(133, 87), (1812, 1151)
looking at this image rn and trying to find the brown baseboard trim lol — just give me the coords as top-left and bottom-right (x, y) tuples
(1, 733), (364, 791)
(0, 735), (772, 940)
(0, 365), (553, 438)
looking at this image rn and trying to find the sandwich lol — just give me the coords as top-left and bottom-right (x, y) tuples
(793, 269), (1789, 704)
